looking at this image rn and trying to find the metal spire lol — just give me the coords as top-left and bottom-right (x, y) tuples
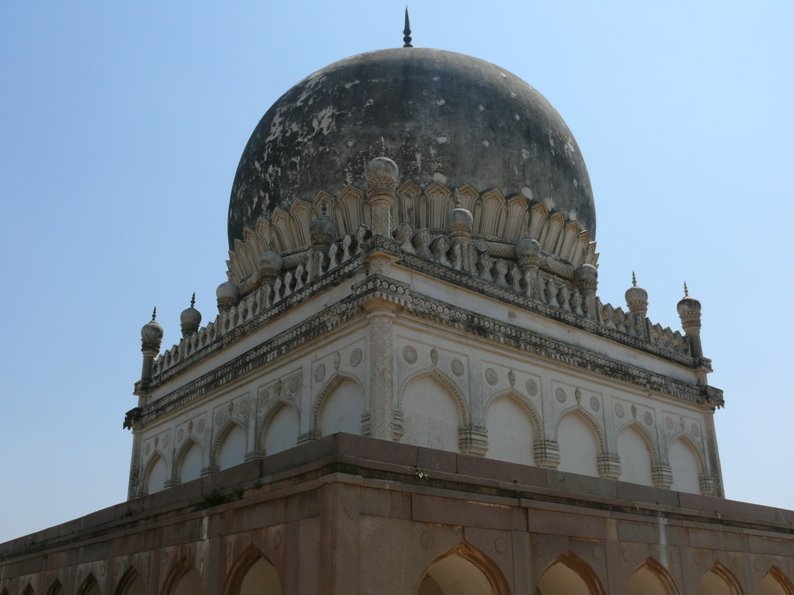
(190, 292), (196, 308)
(403, 7), (413, 48)
(683, 282), (689, 297)
(631, 271), (637, 287)
(453, 188), (462, 208)
(151, 306), (157, 321)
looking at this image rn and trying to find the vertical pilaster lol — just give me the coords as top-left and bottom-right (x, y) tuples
(364, 300), (397, 440)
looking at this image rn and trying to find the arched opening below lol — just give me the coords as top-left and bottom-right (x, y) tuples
(669, 439), (701, 494)
(557, 413), (599, 477)
(618, 427), (654, 486)
(80, 576), (101, 595)
(146, 455), (167, 494)
(536, 556), (601, 595)
(486, 396), (535, 466)
(218, 425), (246, 471)
(319, 379), (364, 436)
(402, 376), (461, 453)
(47, 580), (63, 595)
(118, 572), (146, 595)
(239, 557), (281, 595)
(173, 568), (205, 595)
(179, 442), (202, 484)
(626, 562), (675, 595)
(698, 569), (739, 595)
(263, 404), (299, 456)
(419, 553), (494, 595)
(759, 570), (793, 595)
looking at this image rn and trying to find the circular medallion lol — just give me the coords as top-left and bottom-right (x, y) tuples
(402, 345), (418, 364)
(494, 537), (507, 553)
(590, 396), (601, 412)
(485, 368), (498, 386)
(555, 387), (567, 403)
(350, 348), (363, 367)
(314, 363), (326, 383)
(615, 403), (625, 418)
(525, 379), (538, 397)
(451, 359), (465, 377)
(644, 411), (653, 425)
(420, 531), (434, 549)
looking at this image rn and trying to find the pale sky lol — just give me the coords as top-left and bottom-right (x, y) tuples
(1, 1), (792, 543)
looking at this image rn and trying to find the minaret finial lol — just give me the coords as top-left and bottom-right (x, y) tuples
(403, 7), (413, 48)
(454, 188), (462, 208)
(151, 306), (157, 321)
(190, 292), (196, 308)
(631, 271), (637, 287)
(683, 282), (689, 297)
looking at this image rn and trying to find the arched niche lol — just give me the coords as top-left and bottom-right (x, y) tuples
(223, 547), (281, 595)
(317, 377), (365, 436)
(144, 453), (167, 495)
(401, 374), (464, 453)
(626, 559), (678, 595)
(557, 411), (600, 477)
(115, 568), (145, 595)
(759, 567), (794, 595)
(216, 423), (247, 471)
(262, 402), (299, 456)
(176, 440), (203, 484)
(669, 437), (702, 494)
(536, 552), (604, 595)
(418, 542), (510, 595)
(698, 564), (743, 595)
(47, 580), (63, 595)
(21, 585), (33, 595)
(161, 561), (205, 595)
(484, 392), (538, 466)
(78, 575), (101, 595)
(617, 425), (654, 487)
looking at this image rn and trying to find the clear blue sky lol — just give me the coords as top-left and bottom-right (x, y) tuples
(1, 1), (792, 543)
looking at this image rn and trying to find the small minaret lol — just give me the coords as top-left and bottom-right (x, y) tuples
(677, 282), (703, 359)
(180, 293), (202, 338)
(258, 248), (284, 288)
(310, 203), (338, 252)
(574, 263), (599, 320)
(365, 157), (399, 238)
(625, 271), (649, 338)
(140, 307), (164, 387)
(515, 236), (542, 299)
(446, 189), (474, 271)
(216, 279), (240, 314)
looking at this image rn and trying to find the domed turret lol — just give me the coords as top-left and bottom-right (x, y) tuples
(216, 280), (240, 313)
(625, 272), (648, 317)
(140, 307), (164, 352)
(180, 293), (202, 337)
(310, 205), (338, 249)
(228, 48), (595, 247)
(258, 248), (284, 286)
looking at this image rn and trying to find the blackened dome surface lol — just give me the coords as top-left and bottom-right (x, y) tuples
(228, 48), (595, 247)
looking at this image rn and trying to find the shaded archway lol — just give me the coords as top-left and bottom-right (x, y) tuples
(21, 585), (34, 595)
(418, 542), (510, 595)
(222, 546), (281, 595)
(536, 551), (604, 595)
(759, 567), (794, 595)
(162, 562), (206, 595)
(78, 574), (101, 595)
(115, 567), (145, 595)
(46, 580), (63, 595)
(698, 563), (743, 595)
(626, 558), (678, 595)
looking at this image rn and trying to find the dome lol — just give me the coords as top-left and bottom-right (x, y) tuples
(228, 48), (595, 248)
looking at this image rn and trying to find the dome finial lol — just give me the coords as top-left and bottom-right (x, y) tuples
(190, 292), (196, 308)
(632, 271), (637, 287)
(151, 306), (157, 321)
(403, 7), (413, 48)
(683, 282), (689, 297)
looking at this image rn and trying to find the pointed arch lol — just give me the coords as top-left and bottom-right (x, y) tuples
(556, 409), (603, 477)
(759, 567), (794, 595)
(259, 398), (300, 456)
(173, 437), (203, 485)
(114, 567), (145, 595)
(617, 422), (657, 487)
(311, 372), (366, 437)
(142, 450), (168, 495)
(162, 559), (206, 595)
(536, 550), (605, 595)
(399, 369), (468, 453)
(46, 580), (63, 595)
(77, 574), (101, 595)
(669, 434), (706, 494)
(222, 545), (281, 595)
(418, 540), (511, 595)
(626, 558), (679, 595)
(698, 562), (743, 595)
(554, 406), (605, 451)
(211, 419), (247, 472)
(21, 584), (34, 595)
(483, 389), (541, 466)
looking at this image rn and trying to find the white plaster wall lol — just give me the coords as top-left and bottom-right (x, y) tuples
(179, 442), (202, 484)
(402, 376), (461, 452)
(263, 404), (299, 455)
(218, 425), (246, 471)
(557, 413), (599, 476)
(486, 396), (535, 465)
(617, 426), (654, 487)
(146, 456), (167, 494)
(319, 378), (364, 436)
(669, 439), (701, 494)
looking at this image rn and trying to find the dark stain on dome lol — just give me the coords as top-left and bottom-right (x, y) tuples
(228, 48), (595, 247)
